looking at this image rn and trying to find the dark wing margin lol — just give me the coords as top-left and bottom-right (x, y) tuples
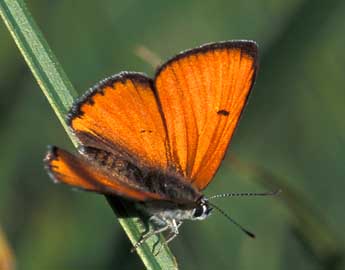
(155, 40), (258, 76)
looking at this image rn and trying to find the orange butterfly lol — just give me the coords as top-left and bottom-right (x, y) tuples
(44, 40), (269, 249)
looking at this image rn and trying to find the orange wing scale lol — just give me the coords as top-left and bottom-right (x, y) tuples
(155, 41), (257, 190)
(44, 146), (161, 201)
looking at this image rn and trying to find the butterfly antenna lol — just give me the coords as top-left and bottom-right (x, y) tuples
(209, 189), (281, 200)
(208, 202), (255, 238)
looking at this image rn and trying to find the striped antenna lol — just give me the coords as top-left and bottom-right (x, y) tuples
(209, 189), (281, 200)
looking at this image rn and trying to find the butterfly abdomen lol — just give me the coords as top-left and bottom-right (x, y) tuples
(82, 146), (201, 203)
(81, 147), (144, 182)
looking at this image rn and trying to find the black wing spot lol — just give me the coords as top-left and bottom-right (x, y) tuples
(217, 109), (230, 116)
(140, 129), (153, 133)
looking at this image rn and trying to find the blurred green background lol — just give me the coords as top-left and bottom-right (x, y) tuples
(1, 0), (345, 269)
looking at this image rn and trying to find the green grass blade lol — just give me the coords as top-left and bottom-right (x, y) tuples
(0, 0), (76, 135)
(0, 0), (178, 269)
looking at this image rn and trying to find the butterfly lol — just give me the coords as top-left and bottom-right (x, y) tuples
(44, 40), (268, 250)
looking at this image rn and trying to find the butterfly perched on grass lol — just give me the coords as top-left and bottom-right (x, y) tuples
(44, 40), (276, 250)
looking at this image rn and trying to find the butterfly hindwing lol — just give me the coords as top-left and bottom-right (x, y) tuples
(44, 146), (163, 201)
(154, 41), (258, 190)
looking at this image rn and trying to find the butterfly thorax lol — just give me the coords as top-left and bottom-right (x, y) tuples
(140, 170), (202, 203)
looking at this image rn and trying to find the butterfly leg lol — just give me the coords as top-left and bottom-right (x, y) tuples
(165, 231), (178, 245)
(166, 219), (181, 244)
(131, 222), (169, 252)
(153, 220), (182, 255)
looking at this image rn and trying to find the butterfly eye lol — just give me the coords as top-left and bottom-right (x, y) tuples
(193, 204), (212, 220)
(193, 205), (204, 218)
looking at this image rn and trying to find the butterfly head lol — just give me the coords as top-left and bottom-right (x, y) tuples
(191, 197), (213, 220)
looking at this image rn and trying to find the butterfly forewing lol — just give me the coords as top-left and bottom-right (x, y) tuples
(154, 41), (258, 190)
(68, 73), (171, 171)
